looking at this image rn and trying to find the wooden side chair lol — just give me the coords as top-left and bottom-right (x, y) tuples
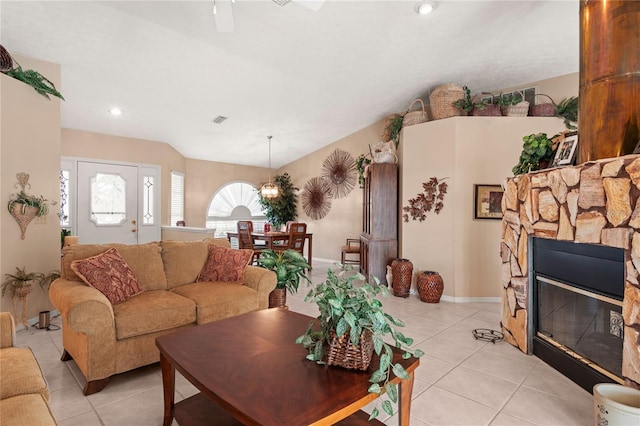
(341, 238), (361, 265)
(237, 221), (265, 264)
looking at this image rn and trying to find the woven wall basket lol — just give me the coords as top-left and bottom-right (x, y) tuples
(429, 84), (464, 120)
(327, 329), (373, 371)
(403, 99), (429, 127)
(10, 203), (38, 240)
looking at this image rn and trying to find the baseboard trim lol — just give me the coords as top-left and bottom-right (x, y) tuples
(440, 296), (501, 303)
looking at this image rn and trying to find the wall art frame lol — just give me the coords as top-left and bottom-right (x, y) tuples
(474, 184), (504, 220)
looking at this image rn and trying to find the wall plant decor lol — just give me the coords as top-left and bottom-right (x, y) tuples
(402, 177), (448, 222)
(301, 176), (332, 220)
(8, 172), (50, 239)
(0, 44), (64, 100)
(320, 148), (356, 199)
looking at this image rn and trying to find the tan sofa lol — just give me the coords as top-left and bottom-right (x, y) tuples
(0, 312), (57, 426)
(49, 239), (276, 395)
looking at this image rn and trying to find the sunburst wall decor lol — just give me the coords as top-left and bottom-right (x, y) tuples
(301, 177), (332, 220)
(320, 148), (356, 199)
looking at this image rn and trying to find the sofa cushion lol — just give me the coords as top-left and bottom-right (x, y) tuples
(113, 290), (196, 339)
(161, 240), (209, 290)
(197, 245), (253, 284)
(0, 347), (49, 401)
(0, 394), (57, 426)
(71, 248), (143, 305)
(62, 242), (167, 291)
(171, 282), (260, 324)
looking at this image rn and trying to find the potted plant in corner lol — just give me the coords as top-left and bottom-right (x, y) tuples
(257, 173), (298, 229)
(257, 249), (311, 308)
(296, 265), (424, 420)
(2, 267), (44, 328)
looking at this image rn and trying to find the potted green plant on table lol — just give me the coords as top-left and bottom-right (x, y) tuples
(257, 249), (311, 308)
(2, 267), (45, 328)
(512, 133), (555, 175)
(257, 173), (298, 229)
(296, 265), (424, 420)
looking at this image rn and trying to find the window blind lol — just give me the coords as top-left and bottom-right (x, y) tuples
(171, 171), (184, 226)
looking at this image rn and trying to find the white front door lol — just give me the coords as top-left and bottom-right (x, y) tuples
(77, 162), (139, 244)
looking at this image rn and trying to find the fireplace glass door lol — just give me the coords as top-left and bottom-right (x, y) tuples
(536, 275), (623, 379)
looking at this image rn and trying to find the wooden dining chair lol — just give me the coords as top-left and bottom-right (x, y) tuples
(341, 238), (361, 265)
(282, 222), (307, 255)
(237, 221), (265, 264)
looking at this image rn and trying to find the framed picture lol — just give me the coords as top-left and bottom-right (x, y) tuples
(551, 131), (578, 167)
(474, 184), (504, 220)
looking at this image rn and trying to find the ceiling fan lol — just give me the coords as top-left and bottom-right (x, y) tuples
(212, 0), (325, 32)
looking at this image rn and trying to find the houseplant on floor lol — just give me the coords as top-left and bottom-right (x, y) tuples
(257, 173), (298, 229)
(296, 265), (424, 420)
(2, 267), (44, 328)
(257, 249), (311, 307)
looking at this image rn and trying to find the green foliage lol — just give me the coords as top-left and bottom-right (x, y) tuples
(496, 92), (524, 108)
(257, 249), (311, 293)
(512, 133), (555, 175)
(61, 229), (72, 249)
(295, 265), (423, 420)
(1, 267), (43, 297)
(386, 116), (404, 149)
(555, 96), (579, 130)
(8, 191), (49, 217)
(256, 173), (298, 228)
(6, 65), (64, 100)
(355, 154), (372, 188)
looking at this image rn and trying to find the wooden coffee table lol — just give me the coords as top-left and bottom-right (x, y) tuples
(156, 308), (419, 426)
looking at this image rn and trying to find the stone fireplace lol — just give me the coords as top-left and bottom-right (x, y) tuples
(500, 155), (640, 390)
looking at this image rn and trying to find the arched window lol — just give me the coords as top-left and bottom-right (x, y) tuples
(206, 181), (266, 237)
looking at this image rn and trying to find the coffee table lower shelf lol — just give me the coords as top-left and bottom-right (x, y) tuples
(175, 393), (385, 426)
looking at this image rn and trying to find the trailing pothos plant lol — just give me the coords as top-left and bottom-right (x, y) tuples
(355, 154), (372, 188)
(296, 265), (423, 420)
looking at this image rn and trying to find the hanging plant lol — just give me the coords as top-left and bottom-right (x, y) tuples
(402, 177), (449, 222)
(355, 154), (372, 188)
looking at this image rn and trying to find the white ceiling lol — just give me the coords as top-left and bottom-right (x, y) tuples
(0, 0), (579, 168)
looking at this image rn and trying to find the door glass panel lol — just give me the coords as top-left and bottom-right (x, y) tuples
(90, 172), (127, 225)
(143, 176), (154, 225)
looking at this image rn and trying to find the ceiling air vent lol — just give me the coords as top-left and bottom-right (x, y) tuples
(272, 0), (292, 6)
(211, 116), (228, 124)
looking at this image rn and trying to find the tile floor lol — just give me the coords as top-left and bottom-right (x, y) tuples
(15, 260), (595, 425)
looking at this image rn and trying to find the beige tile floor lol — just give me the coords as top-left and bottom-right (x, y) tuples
(15, 260), (595, 425)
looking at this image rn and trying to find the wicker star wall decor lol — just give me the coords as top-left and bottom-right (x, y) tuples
(320, 148), (356, 199)
(301, 176), (333, 220)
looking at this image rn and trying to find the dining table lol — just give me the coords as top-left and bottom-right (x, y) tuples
(226, 231), (313, 267)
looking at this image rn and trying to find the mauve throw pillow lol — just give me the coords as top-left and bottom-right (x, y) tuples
(71, 248), (143, 305)
(197, 245), (253, 283)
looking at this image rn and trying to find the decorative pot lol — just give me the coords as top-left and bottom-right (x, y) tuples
(417, 271), (444, 303)
(391, 258), (413, 298)
(593, 383), (640, 425)
(9, 203), (38, 240)
(268, 288), (287, 308)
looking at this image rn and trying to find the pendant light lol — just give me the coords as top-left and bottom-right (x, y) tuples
(260, 136), (279, 199)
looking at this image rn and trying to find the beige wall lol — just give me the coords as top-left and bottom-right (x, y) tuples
(61, 129), (186, 225)
(277, 121), (384, 261)
(496, 72), (579, 105)
(400, 117), (567, 300)
(1, 56), (61, 319)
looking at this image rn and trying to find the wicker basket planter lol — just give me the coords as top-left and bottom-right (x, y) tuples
(391, 258), (413, 298)
(327, 329), (373, 371)
(502, 101), (530, 117)
(417, 271), (444, 303)
(9, 203), (38, 240)
(531, 94), (556, 117)
(429, 84), (464, 120)
(268, 288), (287, 308)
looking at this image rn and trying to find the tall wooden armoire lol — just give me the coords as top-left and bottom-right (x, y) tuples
(360, 163), (398, 285)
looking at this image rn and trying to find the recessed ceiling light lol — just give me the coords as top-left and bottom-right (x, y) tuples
(415, 0), (436, 15)
(109, 107), (123, 116)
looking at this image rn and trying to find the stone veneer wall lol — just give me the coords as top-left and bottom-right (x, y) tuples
(500, 155), (640, 387)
